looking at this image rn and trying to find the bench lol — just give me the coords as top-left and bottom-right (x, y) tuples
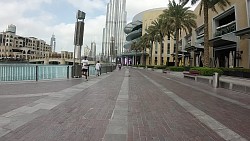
(183, 70), (199, 76)
(163, 69), (169, 73)
(183, 70), (199, 80)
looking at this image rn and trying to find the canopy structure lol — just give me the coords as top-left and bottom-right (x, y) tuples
(235, 27), (250, 39)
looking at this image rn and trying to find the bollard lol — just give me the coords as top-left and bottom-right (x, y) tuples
(88, 66), (89, 76)
(213, 72), (219, 88)
(67, 66), (69, 79)
(35, 66), (38, 81)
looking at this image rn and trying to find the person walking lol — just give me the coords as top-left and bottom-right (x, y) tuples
(95, 61), (101, 76)
(81, 56), (89, 81)
(118, 63), (121, 70)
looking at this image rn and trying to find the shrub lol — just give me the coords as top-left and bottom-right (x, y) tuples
(190, 67), (223, 76)
(153, 65), (167, 69)
(219, 67), (250, 73)
(168, 66), (185, 72)
(138, 65), (146, 68)
(146, 65), (154, 68)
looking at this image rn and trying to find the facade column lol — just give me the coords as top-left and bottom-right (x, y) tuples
(60, 59), (66, 65)
(44, 58), (49, 65)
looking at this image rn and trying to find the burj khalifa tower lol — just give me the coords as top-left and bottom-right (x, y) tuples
(102, 0), (127, 62)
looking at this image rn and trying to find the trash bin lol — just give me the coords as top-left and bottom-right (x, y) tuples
(71, 64), (82, 78)
(213, 72), (220, 88)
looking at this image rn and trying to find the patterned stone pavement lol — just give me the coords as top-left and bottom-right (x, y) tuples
(0, 67), (249, 141)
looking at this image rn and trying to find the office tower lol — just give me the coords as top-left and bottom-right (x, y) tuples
(91, 41), (96, 61)
(50, 34), (56, 52)
(6, 24), (16, 34)
(84, 45), (91, 57)
(102, 0), (127, 62)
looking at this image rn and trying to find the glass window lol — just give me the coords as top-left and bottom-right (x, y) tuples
(161, 43), (164, 54)
(168, 35), (170, 40)
(167, 43), (170, 54)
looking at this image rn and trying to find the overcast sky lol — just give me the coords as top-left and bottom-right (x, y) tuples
(0, 0), (198, 54)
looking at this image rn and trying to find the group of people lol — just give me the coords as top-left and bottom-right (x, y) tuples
(81, 56), (101, 81)
(81, 56), (123, 80)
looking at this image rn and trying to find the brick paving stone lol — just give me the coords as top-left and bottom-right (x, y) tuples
(128, 69), (228, 141)
(0, 71), (124, 141)
(164, 71), (250, 105)
(0, 79), (85, 95)
(138, 69), (250, 140)
(0, 96), (45, 115)
(0, 68), (249, 141)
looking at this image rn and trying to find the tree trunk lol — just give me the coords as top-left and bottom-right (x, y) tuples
(175, 29), (179, 67)
(142, 47), (145, 66)
(135, 50), (137, 66)
(150, 41), (153, 65)
(203, 2), (209, 67)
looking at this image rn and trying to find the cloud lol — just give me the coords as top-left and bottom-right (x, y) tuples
(126, 0), (169, 22)
(0, 0), (198, 56)
(66, 0), (108, 16)
(83, 15), (106, 53)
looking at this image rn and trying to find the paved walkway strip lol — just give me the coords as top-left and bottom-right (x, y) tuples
(165, 76), (250, 110)
(104, 69), (129, 141)
(0, 74), (110, 138)
(138, 71), (247, 141)
(0, 93), (56, 98)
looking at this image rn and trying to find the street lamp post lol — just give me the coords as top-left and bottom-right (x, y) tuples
(73, 10), (86, 77)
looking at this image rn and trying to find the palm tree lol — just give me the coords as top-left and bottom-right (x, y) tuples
(145, 27), (157, 65)
(148, 18), (169, 65)
(180, 0), (230, 67)
(130, 41), (141, 65)
(138, 34), (151, 66)
(162, 0), (197, 66)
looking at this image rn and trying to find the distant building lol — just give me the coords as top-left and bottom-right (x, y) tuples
(0, 24), (52, 60)
(102, 0), (127, 62)
(50, 34), (56, 52)
(91, 41), (96, 61)
(83, 45), (91, 57)
(6, 24), (16, 34)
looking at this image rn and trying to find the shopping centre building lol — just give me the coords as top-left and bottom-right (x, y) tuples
(123, 0), (250, 68)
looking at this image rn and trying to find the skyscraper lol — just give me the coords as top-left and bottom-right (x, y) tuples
(91, 41), (96, 61)
(102, 0), (127, 62)
(50, 34), (56, 52)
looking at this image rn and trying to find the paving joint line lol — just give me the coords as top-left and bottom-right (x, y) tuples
(0, 74), (111, 138)
(137, 70), (247, 141)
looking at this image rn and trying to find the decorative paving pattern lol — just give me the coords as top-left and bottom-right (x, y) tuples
(0, 75), (110, 138)
(104, 69), (129, 141)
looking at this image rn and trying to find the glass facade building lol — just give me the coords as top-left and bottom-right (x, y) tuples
(102, 0), (127, 62)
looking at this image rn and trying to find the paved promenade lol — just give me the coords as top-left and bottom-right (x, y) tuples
(0, 67), (249, 141)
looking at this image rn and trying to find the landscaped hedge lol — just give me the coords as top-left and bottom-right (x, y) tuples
(153, 65), (167, 69)
(190, 67), (223, 76)
(146, 65), (154, 68)
(219, 67), (250, 78)
(132, 65), (146, 68)
(219, 67), (250, 72)
(167, 66), (191, 71)
(168, 66), (186, 72)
